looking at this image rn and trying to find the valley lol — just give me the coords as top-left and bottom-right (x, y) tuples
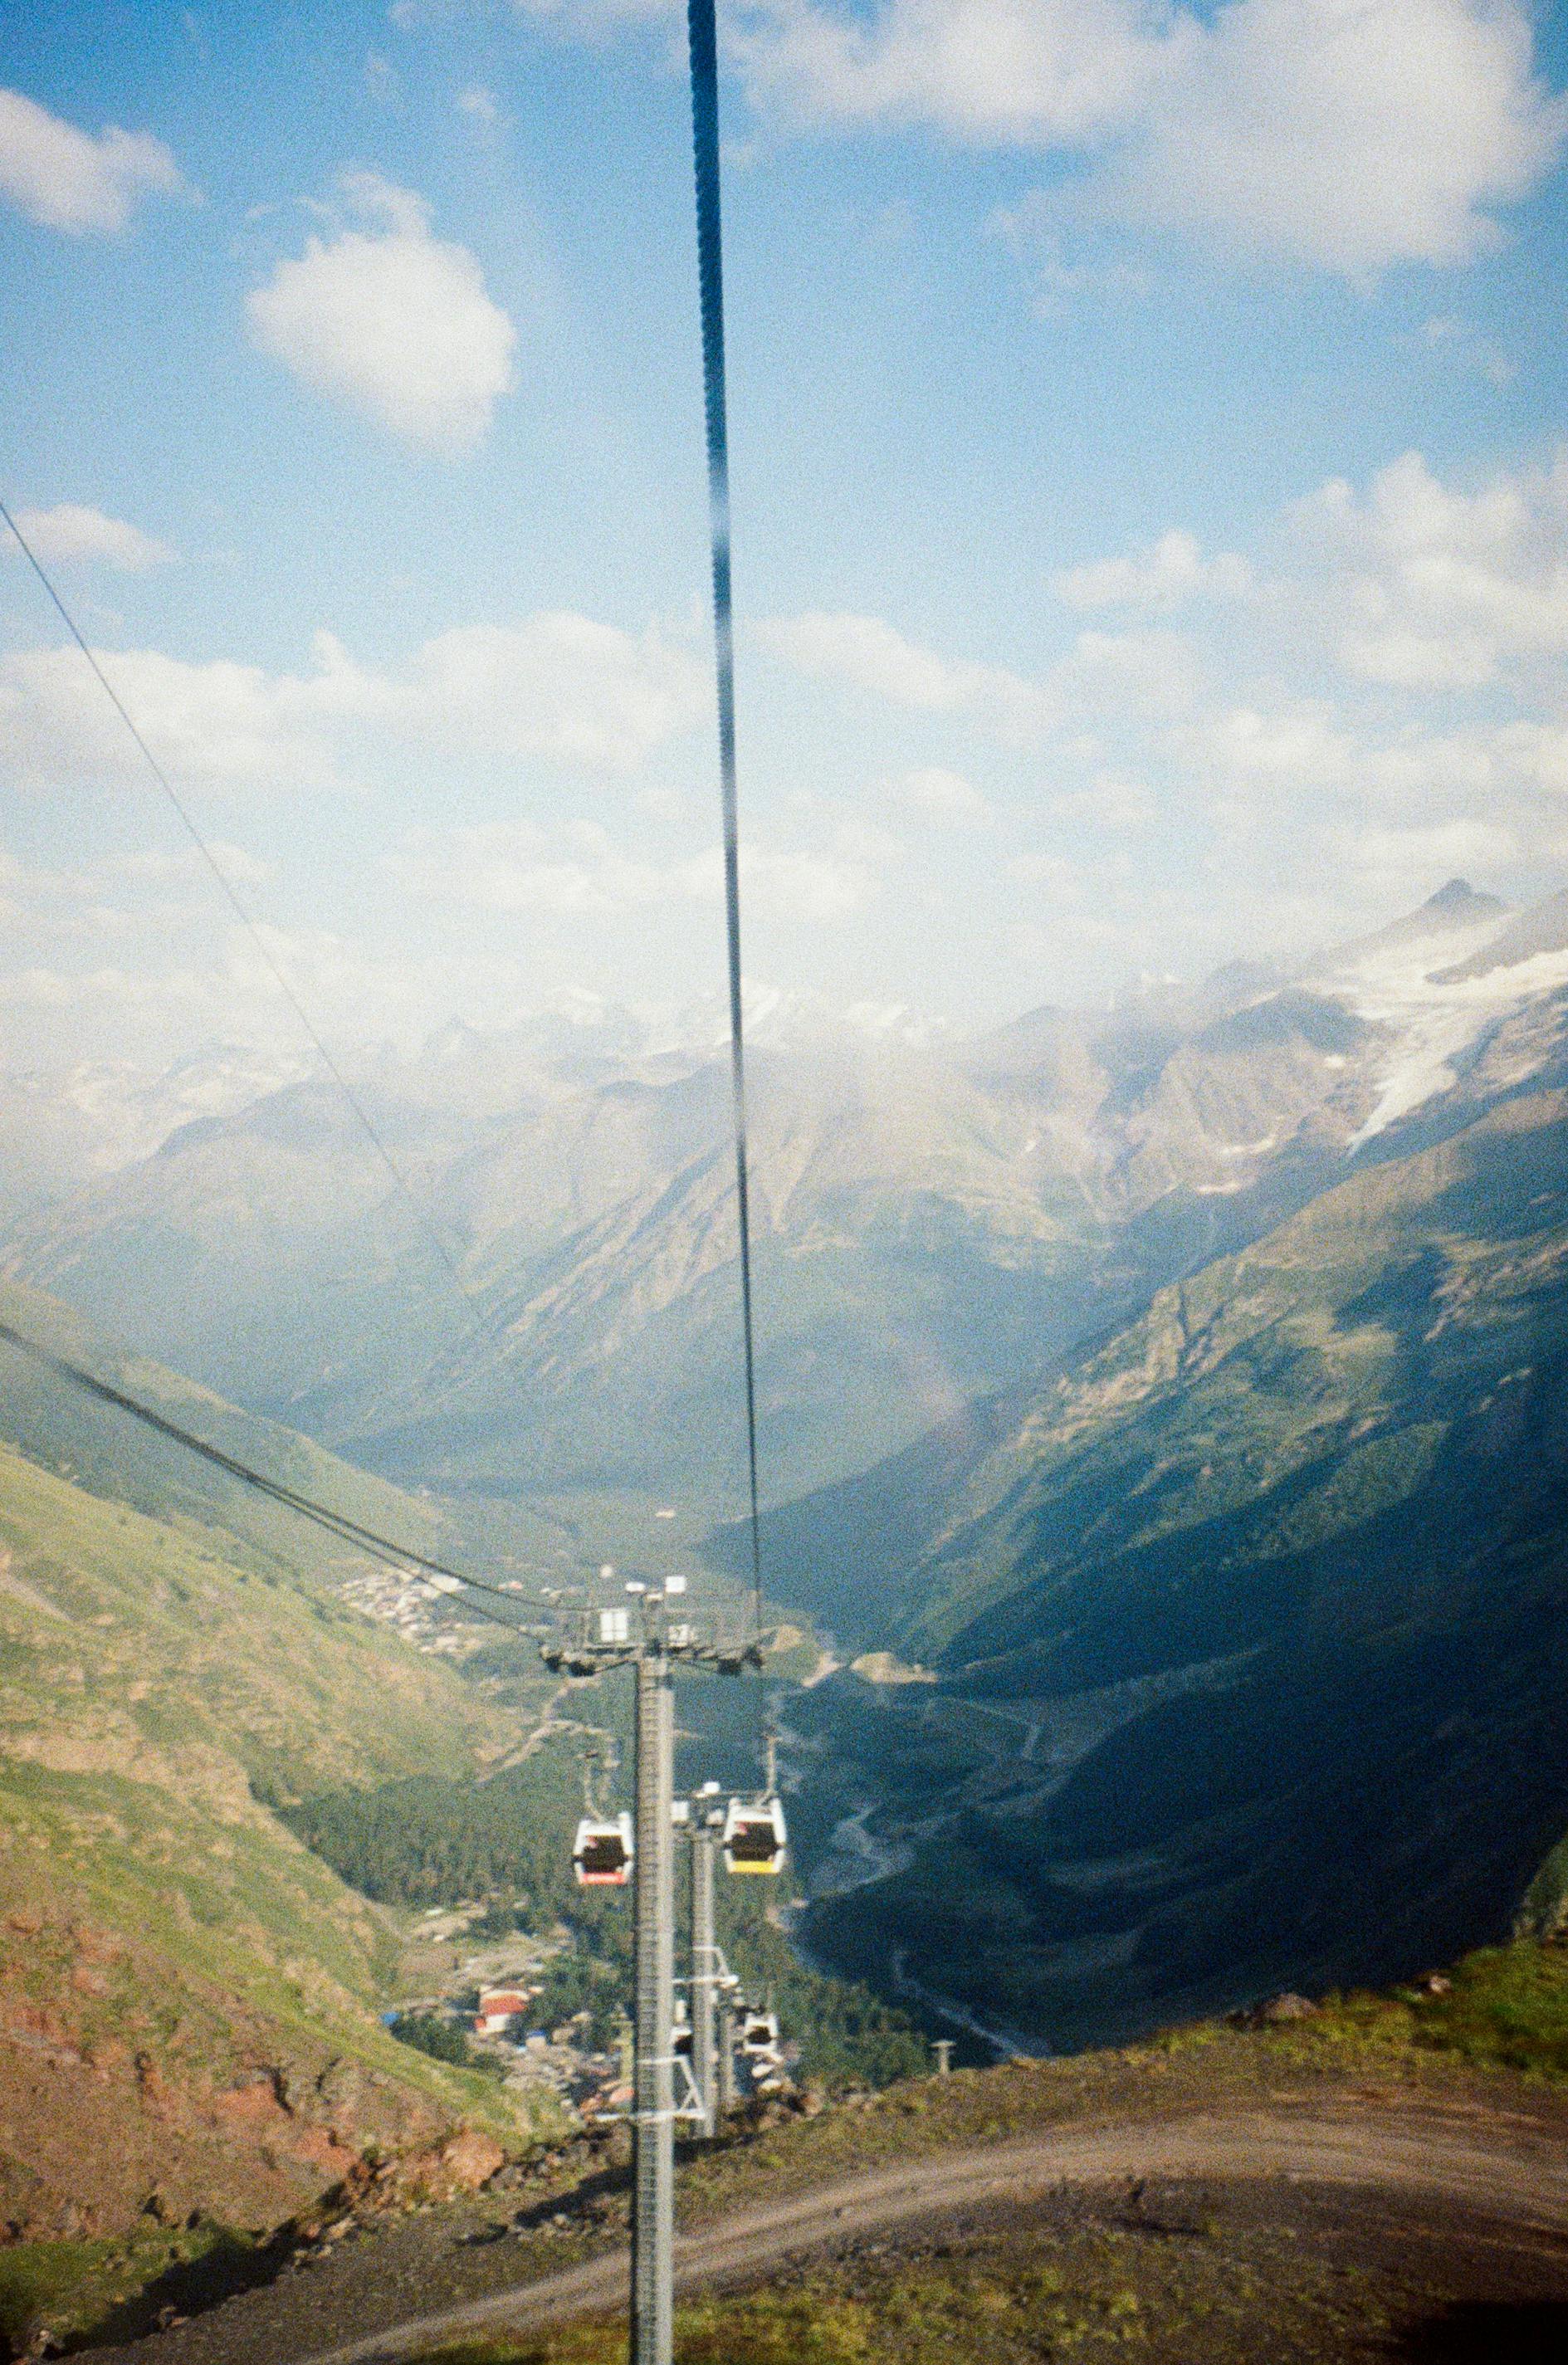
(5, 881), (1568, 2353)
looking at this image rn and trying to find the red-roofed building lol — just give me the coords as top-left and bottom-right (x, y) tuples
(474, 1987), (531, 2036)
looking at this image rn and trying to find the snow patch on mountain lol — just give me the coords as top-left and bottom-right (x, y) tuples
(1331, 929), (1568, 1148)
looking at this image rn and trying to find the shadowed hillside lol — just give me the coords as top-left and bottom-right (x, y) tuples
(757, 1082), (1568, 2047)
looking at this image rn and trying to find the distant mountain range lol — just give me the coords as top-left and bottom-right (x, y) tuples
(7, 880), (1568, 1523)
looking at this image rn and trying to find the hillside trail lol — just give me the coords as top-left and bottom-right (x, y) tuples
(109, 2096), (1568, 2365)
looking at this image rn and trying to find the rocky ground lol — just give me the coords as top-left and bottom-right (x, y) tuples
(55, 1996), (1568, 2365)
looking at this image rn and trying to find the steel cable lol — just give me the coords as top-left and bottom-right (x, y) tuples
(688, 0), (764, 1634)
(0, 1317), (545, 1630)
(0, 501), (474, 1297)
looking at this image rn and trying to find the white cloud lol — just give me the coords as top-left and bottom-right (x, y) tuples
(985, 191), (1152, 305)
(0, 644), (354, 794)
(1055, 527), (1250, 609)
(457, 85), (504, 125)
(729, 0), (1172, 141)
(388, 818), (688, 917)
(0, 612), (706, 794)
(247, 173), (516, 452)
(1179, 701), (1357, 794)
(1490, 722), (1568, 799)
(1106, 0), (1565, 272)
(1297, 448), (1568, 687)
(0, 833), (276, 946)
(0, 86), (188, 232)
(0, 926), (545, 1069)
(1174, 691), (1568, 895)
(727, 0), (1563, 274)
(110, 840), (276, 891)
(743, 844), (875, 920)
(1007, 848), (1093, 896)
(9, 504), (175, 572)
(386, 819), (873, 922)
(506, 0), (679, 27)
(758, 609), (1058, 737)
(1336, 817), (1519, 880)
(1419, 314), (1514, 388)
(1051, 774), (1158, 830)
(366, 55), (403, 105)
(889, 765), (992, 821)
(1061, 625), (1199, 715)
(390, 615), (706, 767)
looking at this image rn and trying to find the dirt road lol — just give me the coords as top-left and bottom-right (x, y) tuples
(273, 2103), (1568, 2365)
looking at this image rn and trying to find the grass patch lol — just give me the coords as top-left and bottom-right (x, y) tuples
(1304, 1939), (1568, 2078)
(1408, 1940), (1568, 2075)
(0, 2221), (271, 2353)
(403, 2194), (1456, 2364)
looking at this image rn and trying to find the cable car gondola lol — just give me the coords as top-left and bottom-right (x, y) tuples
(573, 1811), (633, 1888)
(721, 1793), (787, 1875)
(739, 2006), (780, 2056)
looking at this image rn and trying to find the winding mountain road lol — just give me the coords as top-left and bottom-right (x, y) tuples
(286, 2102), (1568, 2365)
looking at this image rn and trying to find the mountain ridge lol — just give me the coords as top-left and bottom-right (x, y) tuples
(13, 883), (1568, 1521)
(755, 1074), (1568, 2047)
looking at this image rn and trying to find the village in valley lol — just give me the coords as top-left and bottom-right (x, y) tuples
(388, 1903), (794, 2133)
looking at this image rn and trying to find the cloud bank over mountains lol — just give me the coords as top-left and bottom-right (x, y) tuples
(0, 612), (706, 794)
(2, 435), (1564, 1068)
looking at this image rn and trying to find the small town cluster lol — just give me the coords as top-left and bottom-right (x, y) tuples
(396, 1913), (794, 2130)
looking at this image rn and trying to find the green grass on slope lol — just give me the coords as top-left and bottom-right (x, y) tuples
(1325, 1939), (1568, 2077)
(9, 1939), (1551, 2361)
(0, 2221), (273, 2356)
(0, 1434), (485, 1798)
(781, 1087), (1568, 2046)
(0, 1268), (452, 1589)
(1518, 1836), (1568, 1941)
(910, 1086), (1568, 1668)
(0, 1434), (542, 2171)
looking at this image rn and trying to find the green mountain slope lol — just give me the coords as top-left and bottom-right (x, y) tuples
(0, 1283), (549, 2241)
(762, 1084), (1568, 2049)
(0, 1269), (452, 1574)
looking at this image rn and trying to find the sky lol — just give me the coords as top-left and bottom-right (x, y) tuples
(1, 0), (1566, 1070)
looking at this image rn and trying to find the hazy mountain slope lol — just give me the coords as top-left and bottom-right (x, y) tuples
(0, 1271), (459, 1576)
(2, 1044), (1126, 1507)
(0, 1292), (545, 2240)
(9, 882), (1568, 1524)
(769, 1081), (1568, 2049)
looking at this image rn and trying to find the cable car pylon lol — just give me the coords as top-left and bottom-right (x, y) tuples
(539, 0), (769, 2355)
(542, 1581), (761, 2365)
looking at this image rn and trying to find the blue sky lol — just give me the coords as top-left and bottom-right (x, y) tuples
(2, 0), (1566, 1068)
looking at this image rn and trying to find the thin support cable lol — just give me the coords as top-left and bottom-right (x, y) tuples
(0, 500), (466, 1293)
(0, 1317), (544, 1625)
(687, 0), (763, 1634)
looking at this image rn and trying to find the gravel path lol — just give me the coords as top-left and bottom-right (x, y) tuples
(105, 2099), (1568, 2365)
